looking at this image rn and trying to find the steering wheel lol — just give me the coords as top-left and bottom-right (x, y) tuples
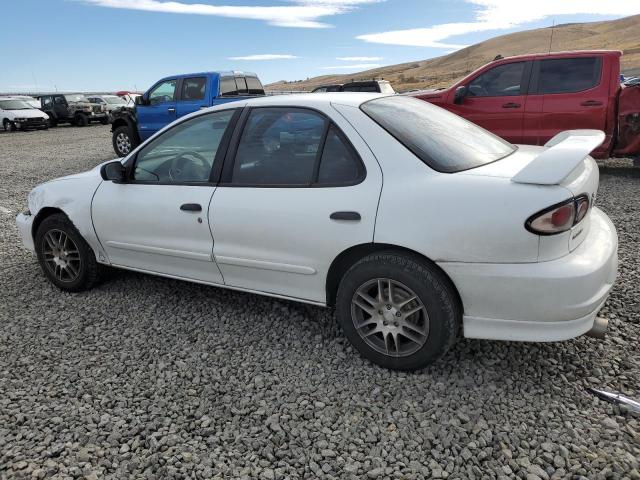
(168, 151), (210, 181)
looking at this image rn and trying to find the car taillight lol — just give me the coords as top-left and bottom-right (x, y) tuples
(526, 194), (590, 235)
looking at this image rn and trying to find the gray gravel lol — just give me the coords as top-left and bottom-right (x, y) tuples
(1, 125), (639, 479)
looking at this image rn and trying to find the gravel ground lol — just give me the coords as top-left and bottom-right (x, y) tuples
(0, 126), (639, 480)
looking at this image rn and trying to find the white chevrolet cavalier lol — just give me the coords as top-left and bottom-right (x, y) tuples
(16, 94), (618, 370)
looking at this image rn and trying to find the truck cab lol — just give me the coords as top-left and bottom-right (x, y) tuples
(412, 51), (639, 159)
(111, 71), (264, 157)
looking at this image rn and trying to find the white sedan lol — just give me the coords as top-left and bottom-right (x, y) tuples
(16, 94), (618, 370)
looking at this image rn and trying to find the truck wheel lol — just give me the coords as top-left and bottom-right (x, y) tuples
(112, 126), (135, 157)
(99, 117), (109, 125)
(75, 114), (89, 127)
(3, 119), (16, 132)
(48, 116), (58, 128)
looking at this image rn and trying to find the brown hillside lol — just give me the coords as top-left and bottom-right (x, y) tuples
(267, 15), (640, 93)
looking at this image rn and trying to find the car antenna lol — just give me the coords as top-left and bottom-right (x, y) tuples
(493, 55), (503, 61)
(548, 19), (556, 54)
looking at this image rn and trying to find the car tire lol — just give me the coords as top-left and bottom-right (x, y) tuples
(75, 114), (89, 127)
(48, 116), (58, 128)
(112, 126), (135, 157)
(3, 119), (15, 132)
(35, 213), (102, 292)
(336, 251), (461, 371)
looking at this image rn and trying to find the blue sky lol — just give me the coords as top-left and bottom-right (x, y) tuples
(2, 0), (639, 92)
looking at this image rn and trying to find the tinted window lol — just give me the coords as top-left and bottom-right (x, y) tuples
(149, 80), (176, 105)
(361, 96), (516, 173)
(232, 108), (326, 185)
(342, 85), (362, 92)
(181, 77), (206, 100)
(236, 77), (248, 95)
(538, 57), (601, 94)
(54, 96), (66, 105)
(220, 76), (238, 96)
(313, 87), (328, 93)
(246, 76), (264, 95)
(318, 126), (363, 184)
(468, 62), (525, 97)
(133, 110), (235, 183)
(41, 97), (52, 108)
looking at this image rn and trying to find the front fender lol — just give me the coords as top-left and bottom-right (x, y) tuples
(29, 175), (109, 263)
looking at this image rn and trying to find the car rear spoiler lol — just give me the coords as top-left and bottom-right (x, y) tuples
(511, 130), (605, 186)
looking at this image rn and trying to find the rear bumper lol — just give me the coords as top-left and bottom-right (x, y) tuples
(438, 207), (618, 342)
(16, 212), (35, 252)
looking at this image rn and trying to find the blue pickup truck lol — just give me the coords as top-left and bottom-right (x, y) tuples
(110, 71), (264, 157)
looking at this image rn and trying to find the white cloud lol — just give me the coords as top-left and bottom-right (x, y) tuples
(82, 0), (383, 28)
(321, 63), (381, 70)
(337, 56), (383, 61)
(229, 54), (298, 60)
(357, 0), (640, 48)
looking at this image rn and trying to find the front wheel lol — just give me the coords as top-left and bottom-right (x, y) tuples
(75, 114), (89, 127)
(3, 119), (15, 132)
(112, 126), (135, 157)
(35, 213), (102, 292)
(336, 252), (460, 371)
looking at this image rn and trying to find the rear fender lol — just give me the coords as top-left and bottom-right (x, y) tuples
(614, 85), (640, 157)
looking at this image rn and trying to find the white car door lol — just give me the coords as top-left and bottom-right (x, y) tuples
(210, 106), (382, 304)
(92, 109), (239, 284)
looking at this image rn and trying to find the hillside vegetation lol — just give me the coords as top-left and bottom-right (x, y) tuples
(267, 15), (640, 93)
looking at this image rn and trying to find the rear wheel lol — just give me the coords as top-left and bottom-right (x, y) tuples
(48, 116), (58, 128)
(99, 117), (109, 125)
(112, 126), (135, 157)
(35, 213), (101, 292)
(336, 252), (460, 371)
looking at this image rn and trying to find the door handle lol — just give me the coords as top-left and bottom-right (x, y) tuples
(502, 102), (521, 109)
(180, 203), (202, 212)
(330, 211), (361, 221)
(167, 107), (176, 113)
(580, 100), (603, 107)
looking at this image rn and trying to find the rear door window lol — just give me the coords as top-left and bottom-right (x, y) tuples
(538, 57), (601, 94)
(317, 126), (364, 185)
(232, 108), (326, 185)
(181, 77), (206, 100)
(468, 62), (526, 97)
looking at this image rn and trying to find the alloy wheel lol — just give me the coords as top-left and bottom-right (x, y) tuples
(351, 278), (429, 357)
(116, 132), (131, 155)
(42, 229), (82, 283)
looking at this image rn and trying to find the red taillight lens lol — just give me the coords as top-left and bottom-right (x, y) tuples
(526, 194), (590, 235)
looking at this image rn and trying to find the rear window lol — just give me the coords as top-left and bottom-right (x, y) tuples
(361, 96), (516, 173)
(246, 76), (264, 95)
(220, 76), (238, 96)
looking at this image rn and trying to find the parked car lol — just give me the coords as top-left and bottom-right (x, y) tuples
(110, 71), (265, 157)
(115, 91), (142, 107)
(10, 95), (42, 109)
(16, 94), (617, 371)
(411, 50), (640, 160)
(312, 84), (343, 93)
(87, 94), (129, 115)
(312, 80), (395, 94)
(36, 94), (108, 127)
(0, 97), (49, 131)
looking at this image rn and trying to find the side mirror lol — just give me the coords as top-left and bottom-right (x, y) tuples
(135, 95), (148, 106)
(454, 85), (468, 104)
(100, 161), (127, 183)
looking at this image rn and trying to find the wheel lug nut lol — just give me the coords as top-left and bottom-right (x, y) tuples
(394, 322), (399, 327)
(386, 305), (391, 310)
(396, 312), (401, 317)
(383, 321), (388, 326)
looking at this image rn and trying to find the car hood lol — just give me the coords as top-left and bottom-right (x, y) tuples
(45, 160), (116, 184)
(4, 108), (48, 118)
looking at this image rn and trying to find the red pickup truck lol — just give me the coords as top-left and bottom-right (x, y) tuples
(411, 50), (640, 160)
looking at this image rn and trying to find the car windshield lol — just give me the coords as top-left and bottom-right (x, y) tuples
(65, 94), (89, 102)
(105, 96), (127, 105)
(0, 100), (32, 110)
(361, 96), (516, 173)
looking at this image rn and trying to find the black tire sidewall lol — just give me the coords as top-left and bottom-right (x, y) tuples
(35, 215), (97, 292)
(336, 253), (459, 371)
(75, 114), (88, 127)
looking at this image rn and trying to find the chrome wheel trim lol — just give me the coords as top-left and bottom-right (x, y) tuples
(116, 132), (131, 154)
(351, 278), (429, 358)
(42, 229), (82, 283)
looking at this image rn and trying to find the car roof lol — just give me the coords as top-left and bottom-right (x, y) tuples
(155, 71), (259, 83)
(241, 92), (389, 108)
